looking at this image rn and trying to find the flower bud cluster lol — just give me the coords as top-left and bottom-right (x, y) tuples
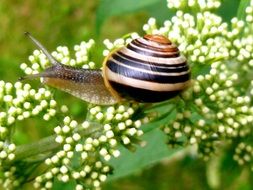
(0, 81), (57, 125)
(225, 17), (253, 72)
(34, 116), (111, 190)
(233, 143), (253, 168)
(73, 39), (95, 68)
(0, 81), (58, 189)
(103, 33), (139, 57)
(163, 60), (253, 160)
(0, 81), (56, 162)
(20, 39), (96, 75)
(167, 0), (221, 11)
(143, 0), (253, 163)
(34, 103), (146, 190)
(144, 12), (229, 67)
(0, 167), (21, 190)
(246, 1), (253, 24)
(87, 104), (145, 151)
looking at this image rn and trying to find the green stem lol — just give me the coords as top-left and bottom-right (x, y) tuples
(14, 135), (57, 161)
(12, 122), (103, 163)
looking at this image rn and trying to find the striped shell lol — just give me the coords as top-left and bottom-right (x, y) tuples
(103, 34), (191, 103)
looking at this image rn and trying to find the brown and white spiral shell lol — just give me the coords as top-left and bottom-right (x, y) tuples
(103, 34), (191, 102)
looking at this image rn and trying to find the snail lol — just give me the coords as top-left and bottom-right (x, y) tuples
(22, 32), (190, 105)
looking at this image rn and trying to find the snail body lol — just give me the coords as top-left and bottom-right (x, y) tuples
(23, 33), (190, 105)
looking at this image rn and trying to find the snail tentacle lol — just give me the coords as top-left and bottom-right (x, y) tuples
(25, 32), (60, 66)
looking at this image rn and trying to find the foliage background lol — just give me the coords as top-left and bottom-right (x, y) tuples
(0, 0), (251, 189)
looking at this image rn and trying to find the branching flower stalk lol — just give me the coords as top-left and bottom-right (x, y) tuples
(0, 0), (253, 189)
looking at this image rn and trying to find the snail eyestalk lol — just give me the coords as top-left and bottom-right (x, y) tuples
(18, 73), (43, 81)
(24, 32), (60, 66)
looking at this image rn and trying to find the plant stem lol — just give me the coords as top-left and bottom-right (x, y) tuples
(13, 135), (57, 161)
(12, 122), (103, 163)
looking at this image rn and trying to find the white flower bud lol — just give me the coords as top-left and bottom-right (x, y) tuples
(198, 119), (205, 127)
(75, 144), (83, 152)
(91, 172), (98, 179)
(81, 152), (88, 160)
(118, 122), (126, 130)
(109, 139), (117, 147)
(45, 172), (53, 179)
(61, 105), (68, 113)
(45, 181), (53, 189)
(84, 165), (91, 173)
(61, 175), (69, 182)
(104, 124), (111, 131)
(105, 113), (114, 120)
(127, 108), (134, 115)
(96, 112), (104, 120)
(84, 143), (93, 151)
(195, 129), (202, 137)
(82, 121), (90, 129)
(62, 125), (70, 133)
(76, 184), (84, 190)
(104, 154), (111, 161)
(63, 144), (72, 152)
(72, 172), (80, 179)
(55, 136), (64, 144)
(8, 144), (16, 151)
(184, 126), (191, 133)
(70, 120), (78, 128)
(72, 133), (81, 141)
(106, 130), (114, 138)
(115, 113), (123, 120)
(0, 151), (7, 158)
(60, 166), (68, 174)
(99, 148), (108, 156)
(4, 95), (13, 102)
(122, 136), (130, 144)
(99, 135), (107, 142)
(8, 153), (15, 160)
(134, 120), (142, 128)
(175, 131), (182, 138)
(125, 119), (133, 126)
(127, 128), (137, 136)
(189, 137), (197, 144)
(173, 122), (180, 129)
(99, 174), (107, 182)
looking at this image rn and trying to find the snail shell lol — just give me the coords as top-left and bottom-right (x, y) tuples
(103, 34), (190, 103)
(22, 33), (190, 105)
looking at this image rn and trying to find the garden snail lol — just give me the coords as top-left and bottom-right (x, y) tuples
(22, 32), (190, 105)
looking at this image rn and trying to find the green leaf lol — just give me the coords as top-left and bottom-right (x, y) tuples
(52, 179), (76, 190)
(95, 0), (161, 34)
(145, 0), (175, 24)
(218, 148), (242, 189)
(237, 0), (251, 20)
(217, 0), (240, 22)
(142, 108), (177, 133)
(107, 128), (181, 180)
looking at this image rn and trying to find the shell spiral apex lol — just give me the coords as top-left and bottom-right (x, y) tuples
(103, 34), (191, 103)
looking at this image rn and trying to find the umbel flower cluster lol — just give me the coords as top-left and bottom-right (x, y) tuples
(0, 0), (253, 189)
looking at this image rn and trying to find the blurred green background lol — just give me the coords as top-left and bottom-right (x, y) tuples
(0, 0), (251, 189)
